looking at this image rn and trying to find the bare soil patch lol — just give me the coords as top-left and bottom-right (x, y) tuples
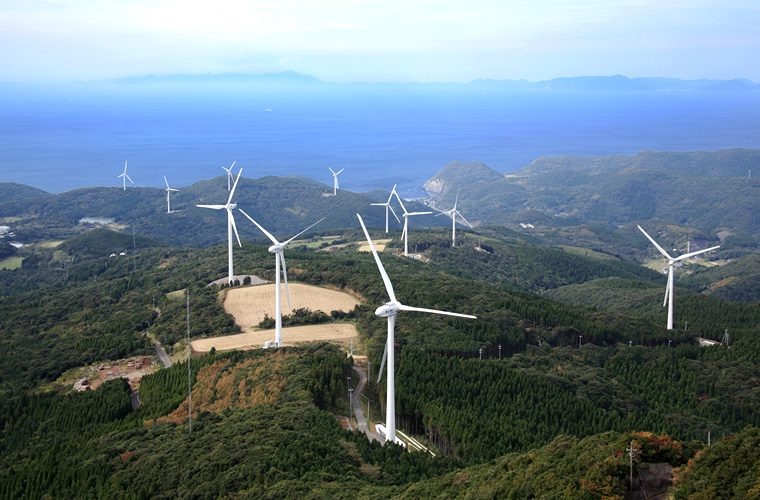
(358, 238), (391, 253)
(223, 283), (360, 331)
(191, 323), (359, 352)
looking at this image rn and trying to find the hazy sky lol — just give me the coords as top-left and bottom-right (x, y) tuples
(2, 0), (758, 83)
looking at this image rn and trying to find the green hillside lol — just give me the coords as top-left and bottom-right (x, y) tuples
(425, 149), (760, 243)
(0, 183), (50, 202)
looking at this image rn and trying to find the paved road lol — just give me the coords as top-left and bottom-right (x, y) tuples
(351, 365), (382, 443)
(130, 390), (141, 408)
(154, 341), (172, 368)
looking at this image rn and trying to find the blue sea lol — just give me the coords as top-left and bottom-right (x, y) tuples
(1, 83), (760, 197)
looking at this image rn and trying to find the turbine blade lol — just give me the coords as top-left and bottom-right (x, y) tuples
(387, 184), (397, 203)
(357, 214), (397, 303)
(408, 211), (432, 216)
(283, 217), (325, 246)
(388, 205), (400, 223)
(126, 174), (134, 184)
(454, 188), (460, 210)
(329, 167), (336, 175)
(197, 204), (225, 209)
(370, 203), (385, 206)
(280, 252), (291, 310)
(377, 338), (388, 384)
(457, 212), (473, 228)
(398, 304), (477, 319)
(164, 175), (170, 189)
(637, 225), (673, 260)
(238, 209), (280, 245)
(674, 245), (720, 262)
(229, 210), (242, 247)
(227, 168), (242, 205)
(336, 168), (344, 175)
(394, 190), (408, 214)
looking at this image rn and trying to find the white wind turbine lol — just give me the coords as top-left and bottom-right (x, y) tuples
(357, 213), (475, 446)
(117, 161), (134, 191)
(196, 169), (243, 285)
(371, 184), (401, 233)
(394, 191), (432, 256)
(222, 161), (236, 191)
(435, 188), (472, 247)
(238, 210), (324, 347)
(329, 167), (344, 195)
(163, 176), (179, 213)
(638, 225), (720, 330)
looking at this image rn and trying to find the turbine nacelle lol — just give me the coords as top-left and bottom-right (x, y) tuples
(268, 244), (284, 254)
(375, 302), (401, 317)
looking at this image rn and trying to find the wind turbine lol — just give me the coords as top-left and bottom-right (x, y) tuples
(371, 184), (401, 233)
(394, 191), (432, 256)
(117, 161), (134, 191)
(238, 210), (324, 347)
(435, 188), (472, 247)
(357, 213), (475, 446)
(196, 169), (243, 285)
(329, 167), (344, 195)
(163, 175), (179, 213)
(222, 161), (236, 191)
(638, 225), (720, 330)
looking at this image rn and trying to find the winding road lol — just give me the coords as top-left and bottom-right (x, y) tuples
(351, 365), (382, 443)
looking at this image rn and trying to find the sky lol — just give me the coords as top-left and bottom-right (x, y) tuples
(1, 0), (759, 83)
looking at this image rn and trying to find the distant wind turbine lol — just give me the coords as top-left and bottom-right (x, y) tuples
(394, 191), (432, 256)
(357, 214), (475, 446)
(239, 210), (324, 347)
(638, 225), (719, 330)
(222, 161), (236, 191)
(371, 184), (401, 233)
(435, 188), (472, 247)
(196, 169), (243, 285)
(329, 167), (344, 195)
(117, 161), (134, 191)
(163, 175), (179, 213)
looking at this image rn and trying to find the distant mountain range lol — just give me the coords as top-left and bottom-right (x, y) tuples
(97, 72), (759, 92)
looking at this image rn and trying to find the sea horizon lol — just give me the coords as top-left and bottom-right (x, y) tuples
(2, 80), (760, 197)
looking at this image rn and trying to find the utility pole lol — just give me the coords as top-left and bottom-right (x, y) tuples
(350, 338), (353, 357)
(668, 339), (672, 348)
(708, 430), (711, 446)
(498, 344), (502, 360)
(479, 347), (483, 360)
(348, 386), (353, 429)
(684, 321), (688, 331)
(187, 289), (192, 434)
(628, 340), (633, 347)
(579, 335), (583, 348)
(367, 360), (371, 386)
(626, 441), (638, 492)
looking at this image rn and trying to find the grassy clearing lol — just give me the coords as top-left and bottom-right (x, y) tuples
(358, 239), (392, 253)
(38, 240), (64, 248)
(223, 283), (360, 332)
(560, 245), (619, 261)
(0, 256), (23, 270)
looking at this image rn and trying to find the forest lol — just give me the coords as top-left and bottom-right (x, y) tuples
(1, 166), (759, 497)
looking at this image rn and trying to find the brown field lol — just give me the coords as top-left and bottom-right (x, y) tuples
(223, 283), (360, 331)
(191, 323), (359, 352)
(358, 238), (391, 253)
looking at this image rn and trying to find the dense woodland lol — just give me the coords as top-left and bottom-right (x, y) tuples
(1, 161), (760, 498)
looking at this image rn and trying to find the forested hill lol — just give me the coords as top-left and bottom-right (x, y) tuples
(425, 148), (760, 240)
(0, 183), (50, 202)
(0, 175), (435, 247)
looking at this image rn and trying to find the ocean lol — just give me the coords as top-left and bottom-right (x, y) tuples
(1, 83), (760, 197)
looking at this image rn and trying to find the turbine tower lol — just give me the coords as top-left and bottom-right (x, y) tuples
(329, 167), (344, 195)
(435, 188), (472, 247)
(638, 225), (720, 330)
(394, 191), (432, 256)
(370, 184), (401, 233)
(197, 169), (243, 285)
(357, 213), (475, 446)
(239, 210), (324, 347)
(222, 161), (236, 191)
(117, 161), (134, 191)
(163, 175), (179, 213)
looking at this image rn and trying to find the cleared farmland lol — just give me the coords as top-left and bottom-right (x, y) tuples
(358, 238), (391, 253)
(223, 283), (361, 331)
(191, 324), (359, 352)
